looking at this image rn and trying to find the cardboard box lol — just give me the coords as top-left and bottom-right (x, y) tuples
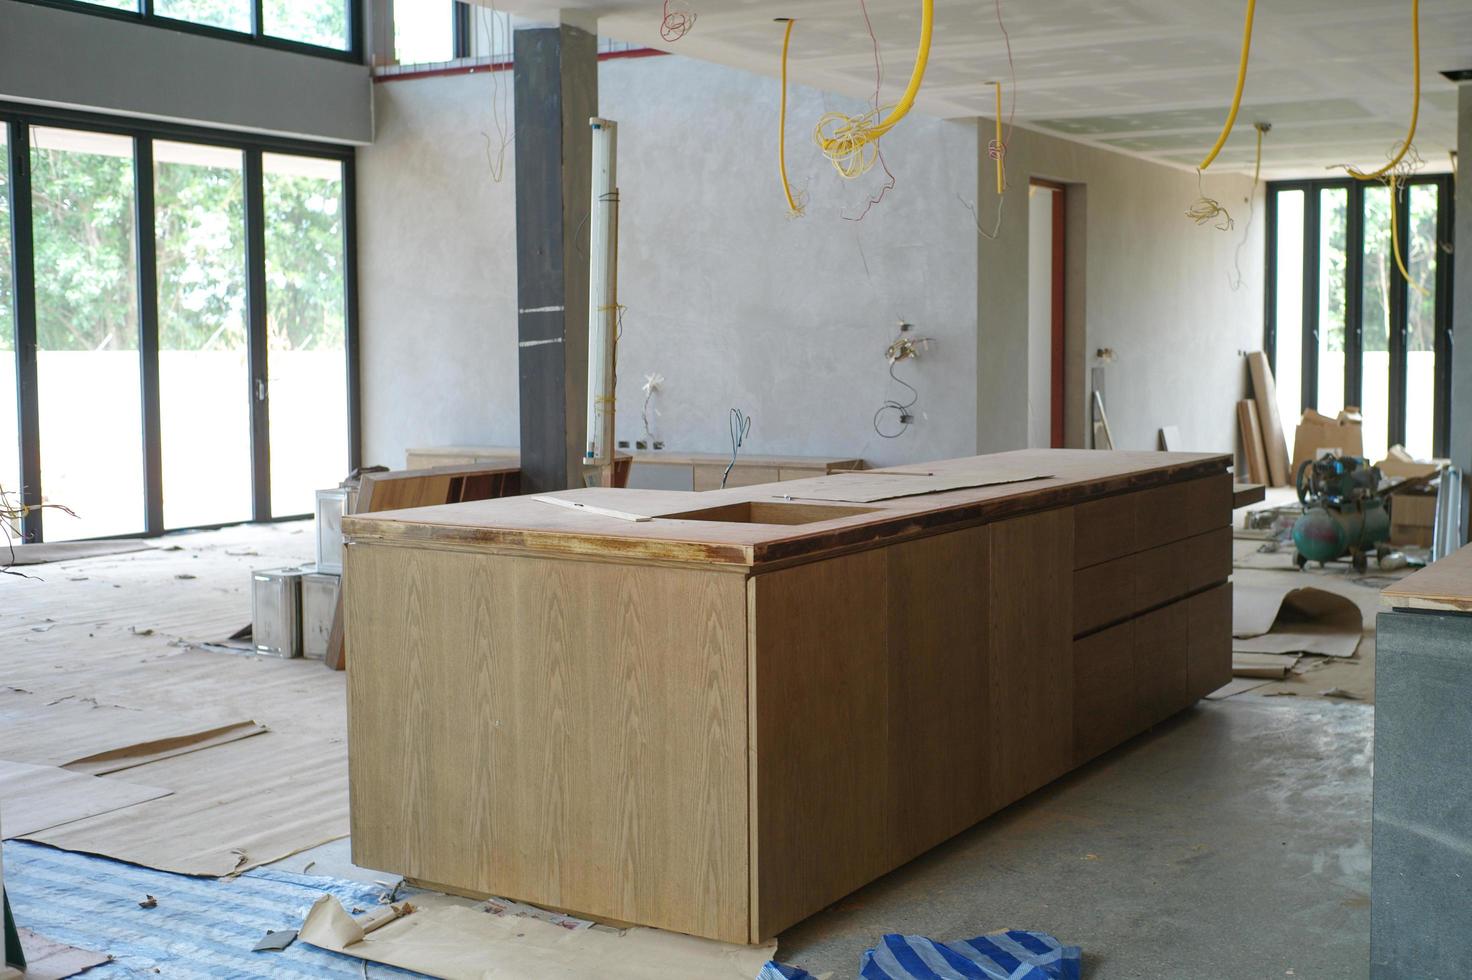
(1292, 408), (1364, 471)
(1378, 445), (1449, 481)
(1390, 490), (1438, 548)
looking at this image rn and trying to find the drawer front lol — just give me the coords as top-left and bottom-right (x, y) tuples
(1187, 583), (1233, 700)
(1073, 474), (1230, 569)
(1073, 526), (1233, 636)
(1072, 620), (1140, 765)
(1134, 601), (1190, 727)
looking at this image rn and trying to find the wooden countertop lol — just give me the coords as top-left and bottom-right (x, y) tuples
(1381, 542), (1472, 613)
(344, 449), (1231, 569)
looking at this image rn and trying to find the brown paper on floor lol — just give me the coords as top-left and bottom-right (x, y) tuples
(1231, 652), (1300, 679)
(15, 928), (112, 980)
(1206, 678), (1275, 700)
(0, 761), (171, 838)
(27, 732), (347, 876)
(1232, 583), (1363, 658)
(0, 688), (265, 775)
(298, 894), (777, 980)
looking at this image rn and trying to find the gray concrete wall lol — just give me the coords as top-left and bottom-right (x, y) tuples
(0, 0), (371, 144)
(977, 125), (1264, 459)
(1451, 83), (1472, 537)
(358, 54), (980, 468)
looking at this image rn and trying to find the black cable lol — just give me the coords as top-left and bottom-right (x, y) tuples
(873, 361), (918, 438)
(722, 408), (751, 489)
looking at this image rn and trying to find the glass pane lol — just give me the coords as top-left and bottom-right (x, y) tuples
(395, 0), (454, 64)
(264, 0), (349, 50)
(0, 125), (19, 541)
(74, 0), (136, 8)
(1404, 183), (1438, 461)
(263, 152), (348, 516)
(1316, 188), (1347, 418)
(1273, 190), (1304, 459)
(155, 141), (252, 529)
(154, 0), (251, 33)
(1361, 185), (1391, 463)
(30, 127), (144, 541)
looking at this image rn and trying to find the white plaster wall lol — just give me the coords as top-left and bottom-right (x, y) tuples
(358, 53), (980, 468)
(977, 125), (1265, 461)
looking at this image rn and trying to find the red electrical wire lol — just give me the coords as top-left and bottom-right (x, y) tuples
(844, 0), (897, 221)
(661, 0), (695, 42)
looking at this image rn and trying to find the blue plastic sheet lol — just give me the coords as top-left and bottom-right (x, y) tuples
(762, 929), (1081, 980)
(3, 840), (421, 978)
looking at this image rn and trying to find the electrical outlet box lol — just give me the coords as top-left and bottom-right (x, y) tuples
(636, 440), (648, 450)
(653, 441), (665, 450)
(617, 440), (630, 449)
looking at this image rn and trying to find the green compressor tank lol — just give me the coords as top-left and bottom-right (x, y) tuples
(1291, 455), (1391, 572)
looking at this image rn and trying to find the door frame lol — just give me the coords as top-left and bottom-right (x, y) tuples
(1263, 173), (1454, 457)
(1030, 178), (1067, 449)
(1, 100), (360, 542)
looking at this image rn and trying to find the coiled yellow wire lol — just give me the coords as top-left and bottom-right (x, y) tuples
(813, 0), (934, 179)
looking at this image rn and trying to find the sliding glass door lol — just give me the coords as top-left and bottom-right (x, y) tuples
(1266, 175), (1453, 462)
(0, 104), (358, 543)
(30, 127), (146, 540)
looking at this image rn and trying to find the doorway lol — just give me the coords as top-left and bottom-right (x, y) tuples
(1028, 180), (1066, 448)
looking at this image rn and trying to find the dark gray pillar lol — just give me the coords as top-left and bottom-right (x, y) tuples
(513, 24), (595, 493)
(1450, 82), (1471, 537)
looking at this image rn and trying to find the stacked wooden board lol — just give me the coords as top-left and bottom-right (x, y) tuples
(1244, 352), (1292, 487)
(341, 449), (1234, 943)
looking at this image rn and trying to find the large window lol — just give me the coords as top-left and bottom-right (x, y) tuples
(19, 0), (357, 58)
(0, 105), (358, 543)
(1266, 175), (1453, 463)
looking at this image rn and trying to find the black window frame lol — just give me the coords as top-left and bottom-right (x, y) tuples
(12, 0), (364, 65)
(1264, 173), (1455, 459)
(1, 99), (361, 543)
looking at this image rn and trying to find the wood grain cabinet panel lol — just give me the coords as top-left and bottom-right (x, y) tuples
(989, 509), (1075, 804)
(1074, 493), (1136, 568)
(1133, 601), (1191, 727)
(346, 546), (751, 943)
(1072, 621), (1139, 765)
(1187, 583), (1233, 700)
(1186, 474), (1233, 535)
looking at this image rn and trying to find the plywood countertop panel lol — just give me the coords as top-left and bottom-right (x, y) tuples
(1381, 542), (1472, 612)
(344, 450), (1231, 569)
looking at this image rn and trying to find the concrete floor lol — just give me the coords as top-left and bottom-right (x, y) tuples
(776, 698), (1372, 980)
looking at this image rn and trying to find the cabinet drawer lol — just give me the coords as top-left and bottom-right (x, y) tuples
(1187, 583), (1232, 700)
(1073, 474), (1230, 569)
(1135, 601), (1191, 727)
(1072, 620), (1140, 765)
(1073, 527), (1233, 636)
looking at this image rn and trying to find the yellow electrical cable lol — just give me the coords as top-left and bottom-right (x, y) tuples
(777, 18), (804, 216)
(814, 0), (934, 179)
(1347, 0), (1419, 181)
(1199, 0), (1255, 171)
(1388, 176), (1431, 298)
(991, 82), (1004, 195)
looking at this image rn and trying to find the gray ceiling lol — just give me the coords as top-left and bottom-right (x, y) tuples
(484, 0), (1470, 178)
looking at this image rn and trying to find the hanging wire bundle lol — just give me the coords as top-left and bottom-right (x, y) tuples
(721, 408), (752, 489)
(1227, 122), (1269, 290)
(842, 0), (897, 222)
(813, 0), (933, 179)
(0, 484), (75, 575)
(479, 0), (513, 183)
(1187, 0), (1255, 231)
(660, 0), (696, 42)
(962, 0), (1017, 241)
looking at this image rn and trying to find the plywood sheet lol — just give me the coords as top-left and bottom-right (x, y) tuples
(778, 469), (1049, 503)
(0, 761), (171, 839)
(1247, 352), (1291, 487)
(1381, 542), (1472, 612)
(1238, 399), (1269, 486)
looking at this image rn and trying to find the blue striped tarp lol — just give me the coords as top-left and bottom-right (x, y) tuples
(3, 840), (421, 978)
(762, 929), (1081, 980)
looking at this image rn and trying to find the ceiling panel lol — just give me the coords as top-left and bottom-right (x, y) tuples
(491, 0), (1471, 177)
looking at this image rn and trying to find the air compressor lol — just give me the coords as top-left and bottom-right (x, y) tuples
(1292, 454), (1391, 573)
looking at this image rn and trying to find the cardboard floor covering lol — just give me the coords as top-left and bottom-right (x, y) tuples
(299, 893), (777, 980)
(0, 761), (171, 839)
(1233, 583), (1364, 658)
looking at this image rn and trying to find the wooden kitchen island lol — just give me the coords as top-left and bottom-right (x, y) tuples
(342, 449), (1234, 944)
